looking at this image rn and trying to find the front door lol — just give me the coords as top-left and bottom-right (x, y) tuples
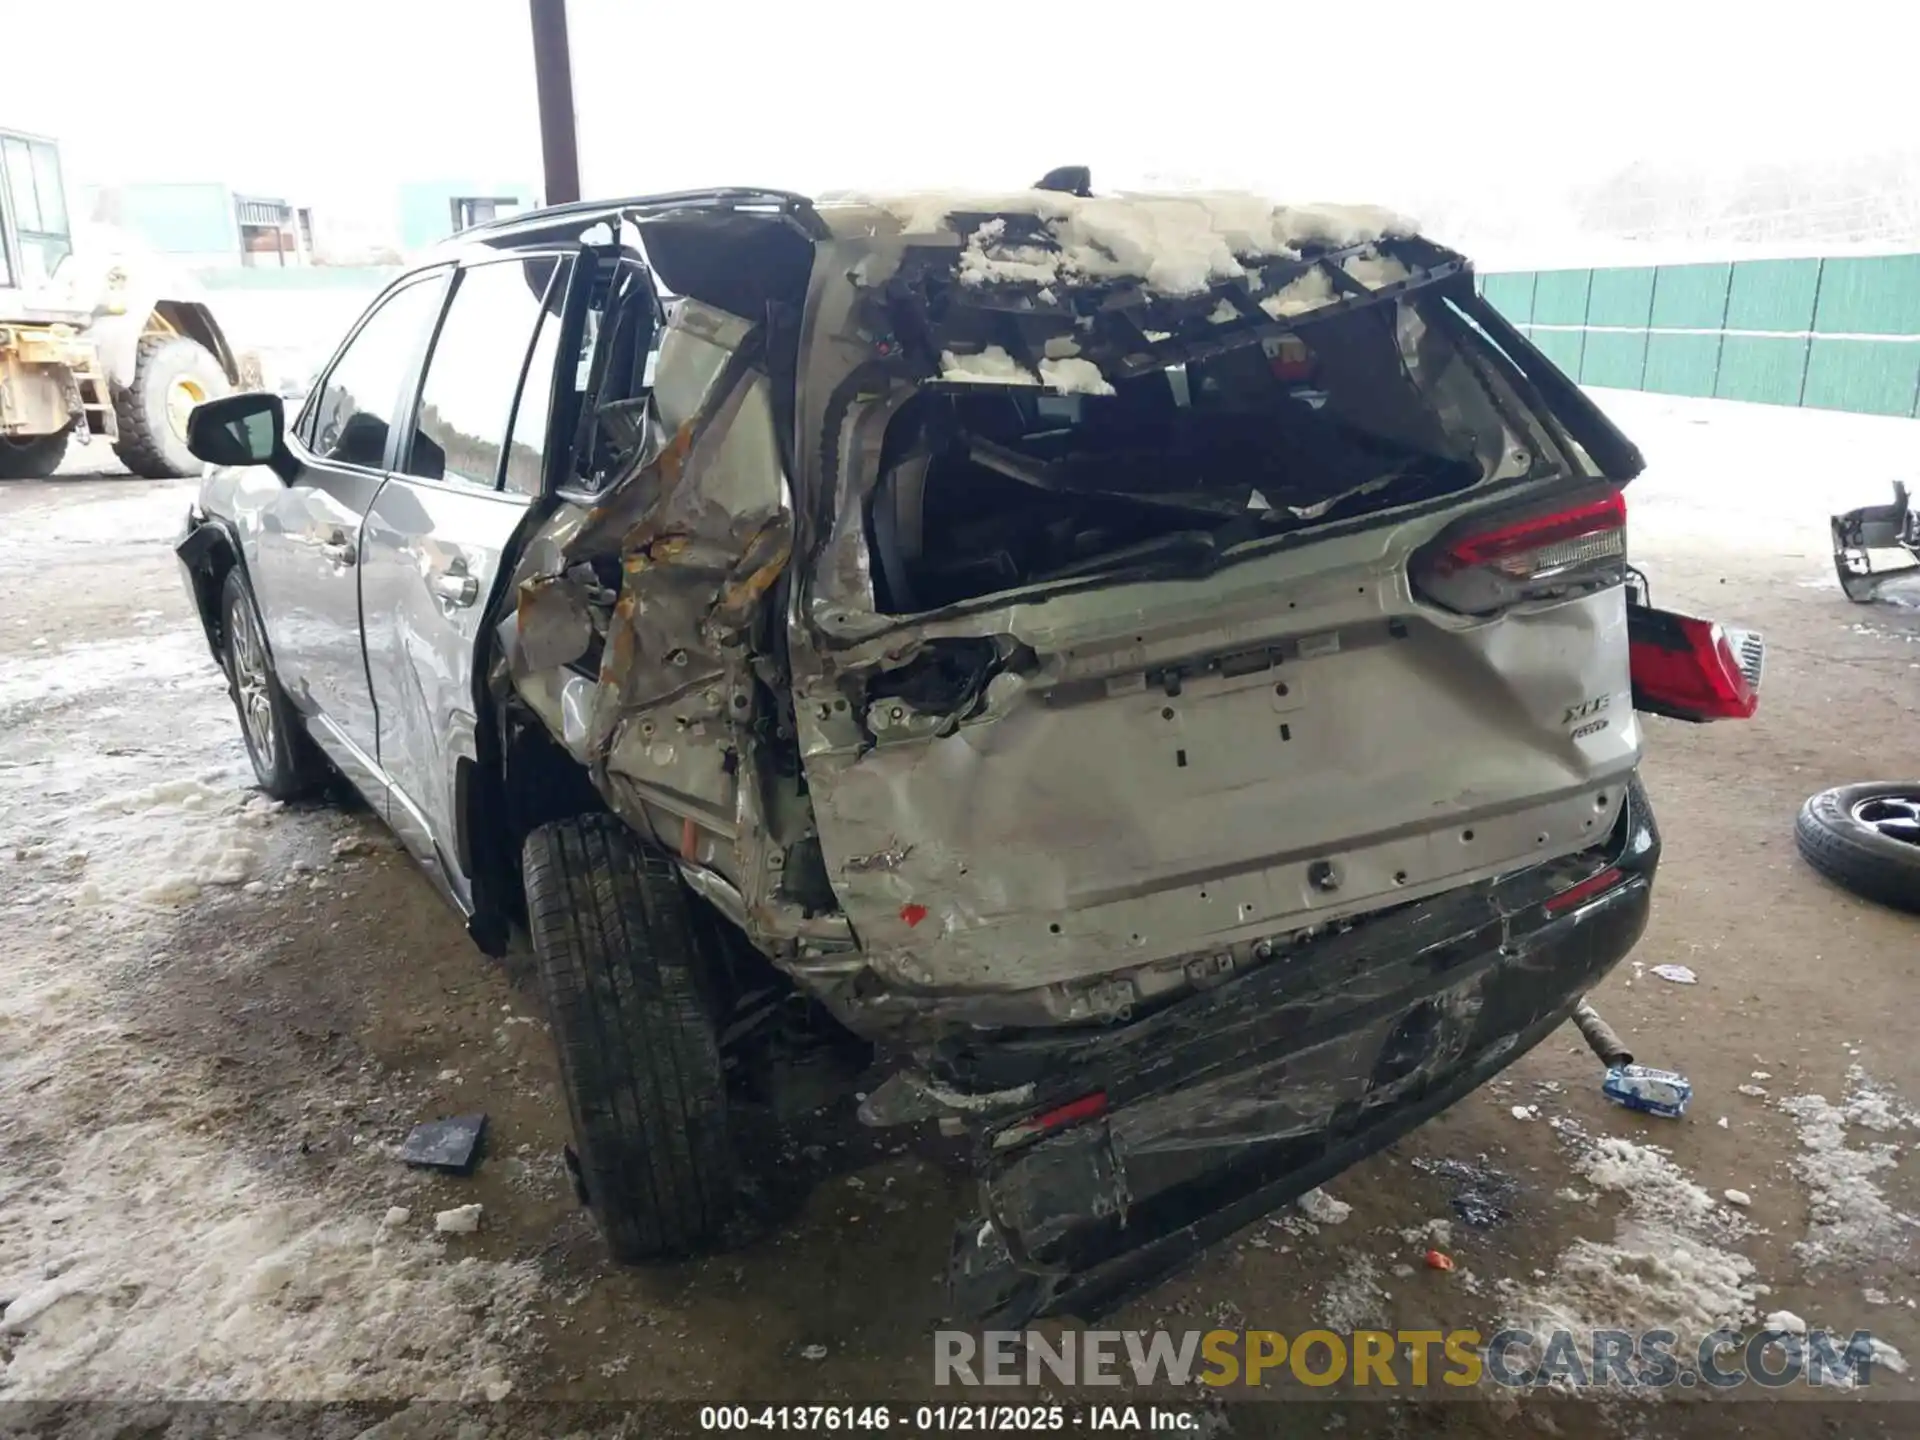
(250, 271), (449, 786)
(361, 254), (571, 905)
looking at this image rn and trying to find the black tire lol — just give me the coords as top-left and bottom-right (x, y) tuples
(0, 431), (68, 479)
(220, 567), (327, 800)
(523, 815), (735, 1259)
(112, 333), (230, 479)
(1795, 782), (1920, 915)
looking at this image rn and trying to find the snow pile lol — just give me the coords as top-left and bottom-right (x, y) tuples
(1296, 1187), (1352, 1226)
(1320, 1253), (1387, 1332)
(83, 777), (277, 906)
(1500, 1135), (1758, 1356)
(1259, 267), (1338, 319)
(938, 346), (1039, 386)
(1037, 356), (1114, 396)
(1778, 1068), (1919, 1268)
(871, 190), (1412, 299)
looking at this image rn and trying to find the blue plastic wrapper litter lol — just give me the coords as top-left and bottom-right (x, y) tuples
(1602, 1065), (1692, 1118)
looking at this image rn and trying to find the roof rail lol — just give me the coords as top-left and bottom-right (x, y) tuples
(461, 187), (819, 242)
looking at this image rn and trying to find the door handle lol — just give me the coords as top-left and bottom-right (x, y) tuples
(431, 571), (479, 607)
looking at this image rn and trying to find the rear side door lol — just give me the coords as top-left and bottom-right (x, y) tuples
(249, 269), (449, 788)
(360, 253), (572, 906)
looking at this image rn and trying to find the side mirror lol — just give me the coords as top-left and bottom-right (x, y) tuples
(185, 392), (296, 482)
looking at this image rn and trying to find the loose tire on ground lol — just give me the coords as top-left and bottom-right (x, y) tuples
(0, 431), (69, 480)
(1794, 781), (1920, 915)
(113, 333), (230, 479)
(523, 815), (735, 1259)
(220, 567), (328, 800)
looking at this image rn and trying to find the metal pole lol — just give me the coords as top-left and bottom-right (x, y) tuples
(528, 0), (581, 206)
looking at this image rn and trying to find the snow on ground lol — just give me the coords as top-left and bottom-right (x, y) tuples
(0, 482), (539, 1399)
(1499, 1129), (1759, 1361)
(1778, 1068), (1920, 1270)
(1588, 388), (1920, 559)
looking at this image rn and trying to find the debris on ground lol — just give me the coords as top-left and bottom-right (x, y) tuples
(1510, 1104), (1539, 1121)
(1651, 964), (1699, 985)
(1738, 1084), (1768, 1097)
(1602, 1064), (1693, 1118)
(1295, 1187), (1352, 1225)
(330, 834), (381, 859)
(1412, 1156), (1517, 1229)
(1425, 1249), (1455, 1271)
(799, 1345), (829, 1362)
(400, 1114), (488, 1173)
(1763, 1309), (1808, 1335)
(435, 1204), (484, 1235)
(382, 1206), (412, 1227)
(1320, 1254), (1388, 1331)
(1723, 1189), (1752, 1208)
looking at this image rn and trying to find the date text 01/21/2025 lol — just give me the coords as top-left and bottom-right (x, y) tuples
(698, 1405), (1203, 1432)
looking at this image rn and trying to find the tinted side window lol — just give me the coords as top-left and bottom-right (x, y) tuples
(406, 258), (563, 488)
(308, 276), (448, 469)
(502, 268), (570, 495)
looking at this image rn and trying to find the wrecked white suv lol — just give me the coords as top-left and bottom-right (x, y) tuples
(177, 179), (1762, 1324)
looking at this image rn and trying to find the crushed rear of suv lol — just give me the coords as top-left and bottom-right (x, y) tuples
(187, 177), (1763, 1324)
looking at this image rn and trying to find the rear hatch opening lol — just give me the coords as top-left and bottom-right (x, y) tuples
(860, 233), (1594, 616)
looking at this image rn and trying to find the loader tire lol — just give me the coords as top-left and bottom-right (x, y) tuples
(112, 334), (229, 479)
(523, 814), (735, 1260)
(0, 431), (68, 480)
(1794, 782), (1920, 915)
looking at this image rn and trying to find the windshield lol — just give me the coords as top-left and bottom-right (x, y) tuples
(865, 291), (1555, 614)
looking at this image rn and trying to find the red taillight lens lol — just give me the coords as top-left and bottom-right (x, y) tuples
(1416, 488), (1628, 614)
(990, 1091), (1109, 1151)
(1545, 865), (1626, 915)
(1628, 607), (1762, 721)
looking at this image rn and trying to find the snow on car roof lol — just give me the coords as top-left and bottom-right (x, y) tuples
(815, 188), (1417, 299)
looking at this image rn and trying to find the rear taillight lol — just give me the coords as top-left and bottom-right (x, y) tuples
(1627, 604), (1762, 722)
(1545, 865), (1626, 915)
(990, 1091), (1109, 1151)
(1414, 488), (1628, 615)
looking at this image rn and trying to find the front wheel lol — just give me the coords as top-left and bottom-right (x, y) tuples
(523, 814), (736, 1259)
(113, 334), (230, 479)
(221, 567), (326, 800)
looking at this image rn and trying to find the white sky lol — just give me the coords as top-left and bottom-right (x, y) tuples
(4, 0), (1913, 214)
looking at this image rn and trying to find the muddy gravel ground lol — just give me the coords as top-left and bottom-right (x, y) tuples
(2, 392), (1918, 1437)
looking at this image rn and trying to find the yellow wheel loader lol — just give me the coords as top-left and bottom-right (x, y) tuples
(1, 128), (245, 479)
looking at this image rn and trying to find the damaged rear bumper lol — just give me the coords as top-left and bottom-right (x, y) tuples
(944, 775), (1659, 1325)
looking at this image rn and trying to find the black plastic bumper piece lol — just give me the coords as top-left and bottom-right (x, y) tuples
(945, 775), (1660, 1326)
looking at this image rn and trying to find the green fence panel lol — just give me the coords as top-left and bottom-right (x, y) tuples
(1586, 267), (1657, 328)
(1723, 258), (1821, 333)
(1649, 264), (1732, 329)
(1530, 327), (1585, 377)
(1801, 339), (1920, 416)
(1812, 255), (1920, 337)
(1642, 333), (1721, 397)
(1532, 270), (1593, 325)
(1480, 270), (1535, 323)
(1714, 336), (1810, 406)
(1579, 330), (1648, 389)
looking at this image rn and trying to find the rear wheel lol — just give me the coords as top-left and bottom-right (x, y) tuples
(221, 567), (327, 800)
(0, 431), (69, 480)
(523, 814), (735, 1259)
(113, 333), (230, 479)
(1795, 782), (1920, 914)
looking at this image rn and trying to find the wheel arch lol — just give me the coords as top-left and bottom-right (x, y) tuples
(176, 514), (246, 663)
(95, 300), (242, 388)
